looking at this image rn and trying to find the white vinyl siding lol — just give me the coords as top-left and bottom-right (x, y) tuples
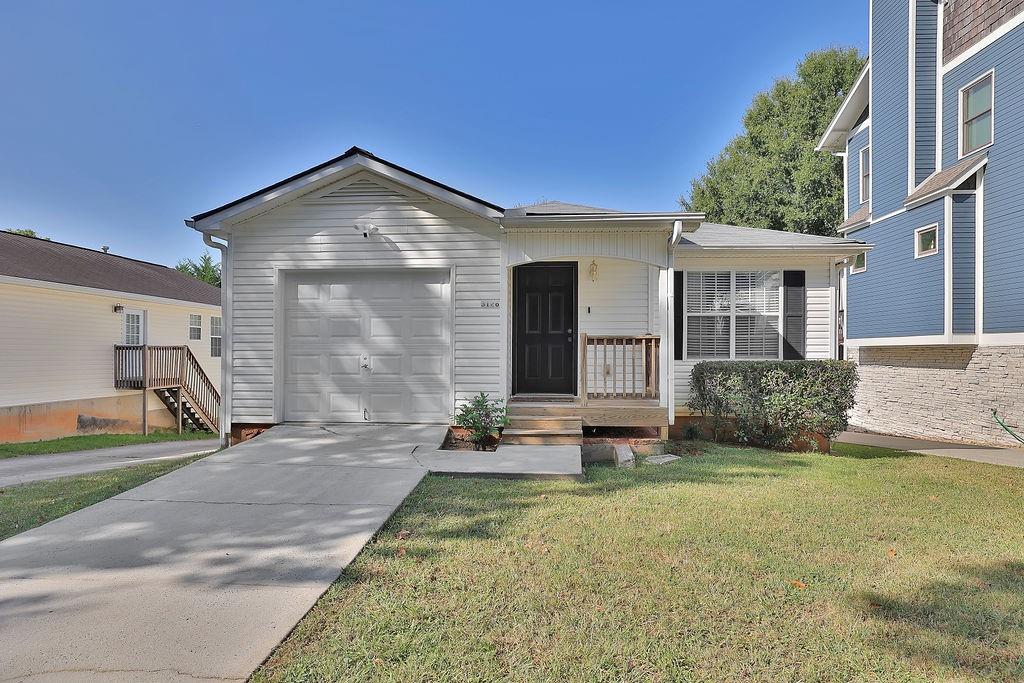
(673, 255), (837, 409)
(0, 281), (220, 408)
(226, 171), (503, 423)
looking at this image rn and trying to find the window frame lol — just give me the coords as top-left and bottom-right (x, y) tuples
(123, 309), (147, 345)
(914, 224), (940, 259)
(188, 313), (202, 341)
(859, 146), (871, 205)
(850, 252), (867, 274)
(210, 316), (222, 358)
(959, 70), (994, 158)
(682, 270), (783, 361)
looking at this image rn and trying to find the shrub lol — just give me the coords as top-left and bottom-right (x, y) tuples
(688, 361), (859, 450)
(454, 392), (509, 450)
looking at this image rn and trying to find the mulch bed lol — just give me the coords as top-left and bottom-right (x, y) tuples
(440, 427), (500, 452)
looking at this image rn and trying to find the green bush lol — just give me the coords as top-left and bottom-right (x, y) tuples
(688, 361), (859, 450)
(454, 392), (509, 450)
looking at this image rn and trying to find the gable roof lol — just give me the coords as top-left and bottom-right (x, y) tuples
(0, 232), (221, 306)
(817, 60), (871, 153)
(507, 200), (621, 216)
(678, 222), (868, 252)
(189, 146), (504, 227)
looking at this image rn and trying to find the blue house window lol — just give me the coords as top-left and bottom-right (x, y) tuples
(961, 72), (994, 157)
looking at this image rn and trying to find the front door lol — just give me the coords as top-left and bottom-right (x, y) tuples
(513, 262), (577, 394)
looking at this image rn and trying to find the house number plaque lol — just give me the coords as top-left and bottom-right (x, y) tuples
(480, 300), (500, 309)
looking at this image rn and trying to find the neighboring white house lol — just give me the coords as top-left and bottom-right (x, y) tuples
(0, 232), (222, 442)
(186, 147), (867, 444)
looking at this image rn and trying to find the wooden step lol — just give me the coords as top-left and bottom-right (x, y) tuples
(501, 429), (583, 446)
(507, 416), (582, 430)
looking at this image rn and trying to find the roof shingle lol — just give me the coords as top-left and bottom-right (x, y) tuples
(0, 232), (221, 306)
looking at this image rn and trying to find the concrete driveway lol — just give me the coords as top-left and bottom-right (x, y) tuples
(0, 423), (447, 682)
(0, 438), (220, 488)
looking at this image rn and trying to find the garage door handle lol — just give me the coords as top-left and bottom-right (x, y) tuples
(360, 355), (370, 370)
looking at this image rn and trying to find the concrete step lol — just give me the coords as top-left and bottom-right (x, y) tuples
(501, 429), (583, 446)
(507, 416), (582, 430)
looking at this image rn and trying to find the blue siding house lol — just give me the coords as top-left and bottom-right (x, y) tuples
(818, 0), (1024, 447)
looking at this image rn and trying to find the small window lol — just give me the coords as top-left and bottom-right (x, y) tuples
(210, 316), (222, 358)
(188, 314), (202, 340)
(851, 252), (867, 274)
(859, 146), (871, 204)
(961, 72), (993, 156)
(915, 225), (939, 258)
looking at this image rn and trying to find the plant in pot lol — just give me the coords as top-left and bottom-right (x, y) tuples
(454, 392), (508, 450)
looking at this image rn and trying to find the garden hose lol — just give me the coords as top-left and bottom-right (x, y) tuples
(993, 409), (1024, 446)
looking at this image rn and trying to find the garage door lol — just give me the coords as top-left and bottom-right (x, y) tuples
(284, 269), (452, 423)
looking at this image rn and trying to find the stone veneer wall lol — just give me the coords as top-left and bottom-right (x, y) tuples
(944, 0), (1024, 63)
(847, 345), (1024, 446)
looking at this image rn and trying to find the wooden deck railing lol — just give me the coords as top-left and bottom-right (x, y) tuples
(580, 334), (660, 403)
(113, 345), (220, 431)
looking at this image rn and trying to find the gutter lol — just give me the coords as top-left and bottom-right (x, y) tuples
(195, 227), (232, 447)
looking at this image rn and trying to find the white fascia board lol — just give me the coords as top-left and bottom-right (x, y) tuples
(943, 11), (1024, 73)
(675, 245), (871, 258)
(0, 275), (221, 310)
(817, 61), (871, 152)
(189, 156), (503, 232)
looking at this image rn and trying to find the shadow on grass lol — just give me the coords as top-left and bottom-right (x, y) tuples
(856, 560), (1024, 678)
(830, 442), (922, 460)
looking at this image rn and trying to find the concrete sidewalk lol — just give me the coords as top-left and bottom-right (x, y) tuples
(0, 424), (447, 682)
(0, 438), (220, 488)
(838, 431), (1024, 469)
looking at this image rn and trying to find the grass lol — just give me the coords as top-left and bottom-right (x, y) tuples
(0, 454), (205, 540)
(0, 430), (213, 459)
(254, 441), (1024, 683)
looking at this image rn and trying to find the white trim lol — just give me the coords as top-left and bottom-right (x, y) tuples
(958, 69), (995, 159)
(846, 334), (949, 347)
(851, 117), (871, 138)
(122, 308), (147, 346)
(903, 153), (988, 209)
(499, 233), (510, 401)
(188, 313), (202, 341)
(209, 315), (223, 358)
(915, 222), (941, 259)
(841, 150), (849, 220)
(817, 60), (871, 152)
(681, 269), (783, 361)
(859, 146), (872, 205)
(868, 0), (874, 203)
(942, 11), (1024, 73)
(976, 167), (985, 336)
(936, 0), (944, 172)
(850, 251), (867, 274)
(944, 198), (953, 337)
(676, 245), (868, 257)
(0, 274), (220, 310)
(828, 258), (837, 359)
(980, 332), (1024, 345)
(908, 0), (917, 196)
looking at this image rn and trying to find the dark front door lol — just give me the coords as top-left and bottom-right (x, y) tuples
(514, 262), (577, 394)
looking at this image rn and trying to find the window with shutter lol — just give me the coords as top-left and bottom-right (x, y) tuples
(681, 270), (782, 360)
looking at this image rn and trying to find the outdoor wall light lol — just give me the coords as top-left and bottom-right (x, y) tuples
(588, 259), (599, 282)
(113, 304), (124, 313)
(353, 222), (380, 239)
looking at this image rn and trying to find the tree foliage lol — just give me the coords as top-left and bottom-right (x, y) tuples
(4, 228), (47, 239)
(175, 250), (221, 287)
(681, 48), (866, 236)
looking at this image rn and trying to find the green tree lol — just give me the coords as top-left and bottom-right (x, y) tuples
(681, 48), (865, 236)
(175, 250), (221, 287)
(4, 228), (47, 239)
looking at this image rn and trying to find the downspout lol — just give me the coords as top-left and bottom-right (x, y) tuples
(664, 220), (684, 430)
(189, 223), (232, 447)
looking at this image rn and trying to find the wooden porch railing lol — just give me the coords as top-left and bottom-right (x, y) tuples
(580, 334), (660, 403)
(114, 345), (220, 431)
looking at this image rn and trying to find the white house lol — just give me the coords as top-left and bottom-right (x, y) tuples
(0, 232), (222, 442)
(186, 147), (866, 445)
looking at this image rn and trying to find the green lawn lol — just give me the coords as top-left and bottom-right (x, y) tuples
(0, 430), (213, 459)
(0, 455), (204, 540)
(254, 442), (1024, 683)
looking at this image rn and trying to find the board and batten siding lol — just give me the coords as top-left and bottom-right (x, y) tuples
(952, 193), (977, 334)
(0, 281), (220, 408)
(942, 21), (1024, 333)
(871, 0), (911, 216)
(671, 255), (836, 409)
(847, 127), (871, 216)
(226, 171), (504, 424)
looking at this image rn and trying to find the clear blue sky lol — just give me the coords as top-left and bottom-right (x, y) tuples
(0, 1), (867, 266)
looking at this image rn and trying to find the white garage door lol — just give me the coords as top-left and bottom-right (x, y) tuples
(284, 269), (452, 423)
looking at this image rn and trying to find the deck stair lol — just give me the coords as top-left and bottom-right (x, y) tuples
(502, 409), (583, 446)
(114, 344), (220, 434)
